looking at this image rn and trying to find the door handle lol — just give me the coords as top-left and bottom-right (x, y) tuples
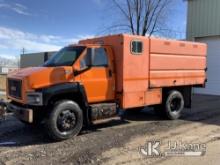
(109, 70), (112, 77)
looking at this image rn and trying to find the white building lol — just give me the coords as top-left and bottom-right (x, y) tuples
(0, 66), (18, 75)
(187, 0), (220, 95)
(20, 51), (56, 68)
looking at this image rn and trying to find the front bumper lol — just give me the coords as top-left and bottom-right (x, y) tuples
(7, 103), (33, 123)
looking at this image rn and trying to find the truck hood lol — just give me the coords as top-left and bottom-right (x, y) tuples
(8, 66), (74, 89)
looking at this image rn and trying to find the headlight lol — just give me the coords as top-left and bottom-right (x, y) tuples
(27, 92), (43, 105)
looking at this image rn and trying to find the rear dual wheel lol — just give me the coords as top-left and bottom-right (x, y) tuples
(154, 90), (184, 120)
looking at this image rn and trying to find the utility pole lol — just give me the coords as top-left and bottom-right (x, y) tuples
(21, 47), (26, 55)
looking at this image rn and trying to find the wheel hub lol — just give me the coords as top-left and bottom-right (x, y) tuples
(57, 110), (76, 132)
(170, 97), (181, 112)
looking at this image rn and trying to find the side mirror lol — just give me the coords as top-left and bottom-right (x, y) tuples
(73, 69), (80, 76)
(73, 59), (92, 77)
(85, 48), (93, 67)
(73, 66), (91, 76)
(73, 48), (94, 76)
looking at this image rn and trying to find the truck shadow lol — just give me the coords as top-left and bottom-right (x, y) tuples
(180, 94), (220, 127)
(0, 108), (162, 147)
(92, 94), (220, 130)
(87, 108), (162, 131)
(1, 94), (220, 147)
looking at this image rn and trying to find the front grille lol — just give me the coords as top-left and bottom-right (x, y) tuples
(8, 79), (22, 99)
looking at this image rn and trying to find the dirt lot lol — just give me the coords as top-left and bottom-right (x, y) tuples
(0, 95), (220, 165)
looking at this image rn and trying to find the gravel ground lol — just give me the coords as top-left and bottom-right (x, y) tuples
(0, 95), (220, 165)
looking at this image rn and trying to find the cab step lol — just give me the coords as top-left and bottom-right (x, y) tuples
(90, 103), (117, 121)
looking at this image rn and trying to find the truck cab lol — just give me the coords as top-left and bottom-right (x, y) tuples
(8, 44), (115, 104)
(7, 44), (117, 140)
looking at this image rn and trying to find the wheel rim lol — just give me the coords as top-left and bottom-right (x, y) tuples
(57, 109), (77, 134)
(170, 97), (182, 112)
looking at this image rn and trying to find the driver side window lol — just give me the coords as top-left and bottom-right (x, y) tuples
(80, 48), (108, 69)
(80, 48), (92, 69)
(93, 48), (108, 67)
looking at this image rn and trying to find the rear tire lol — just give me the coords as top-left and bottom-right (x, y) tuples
(154, 90), (184, 120)
(44, 100), (83, 141)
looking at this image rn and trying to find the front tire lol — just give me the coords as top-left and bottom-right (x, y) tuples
(44, 100), (83, 141)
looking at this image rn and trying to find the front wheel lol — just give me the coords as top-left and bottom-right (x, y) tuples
(154, 90), (184, 120)
(44, 100), (83, 141)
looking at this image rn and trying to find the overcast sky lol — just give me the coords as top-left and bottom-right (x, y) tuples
(0, 0), (186, 59)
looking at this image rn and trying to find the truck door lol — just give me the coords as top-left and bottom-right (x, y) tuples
(79, 47), (115, 103)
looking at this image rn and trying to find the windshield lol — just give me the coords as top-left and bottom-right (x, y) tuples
(44, 46), (85, 67)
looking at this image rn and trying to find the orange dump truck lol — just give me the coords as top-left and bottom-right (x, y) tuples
(2, 34), (207, 140)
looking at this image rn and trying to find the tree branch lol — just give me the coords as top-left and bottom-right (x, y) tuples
(126, 0), (135, 34)
(135, 0), (141, 35)
(145, 0), (162, 34)
(109, 0), (172, 36)
(142, 0), (152, 36)
(149, 0), (170, 36)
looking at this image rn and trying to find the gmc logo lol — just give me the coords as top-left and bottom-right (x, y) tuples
(11, 86), (17, 91)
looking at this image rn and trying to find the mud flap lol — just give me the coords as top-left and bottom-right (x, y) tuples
(0, 100), (7, 121)
(182, 87), (192, 108)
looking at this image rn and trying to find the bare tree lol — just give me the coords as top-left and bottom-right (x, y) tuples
(110, 0), (173, 36)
